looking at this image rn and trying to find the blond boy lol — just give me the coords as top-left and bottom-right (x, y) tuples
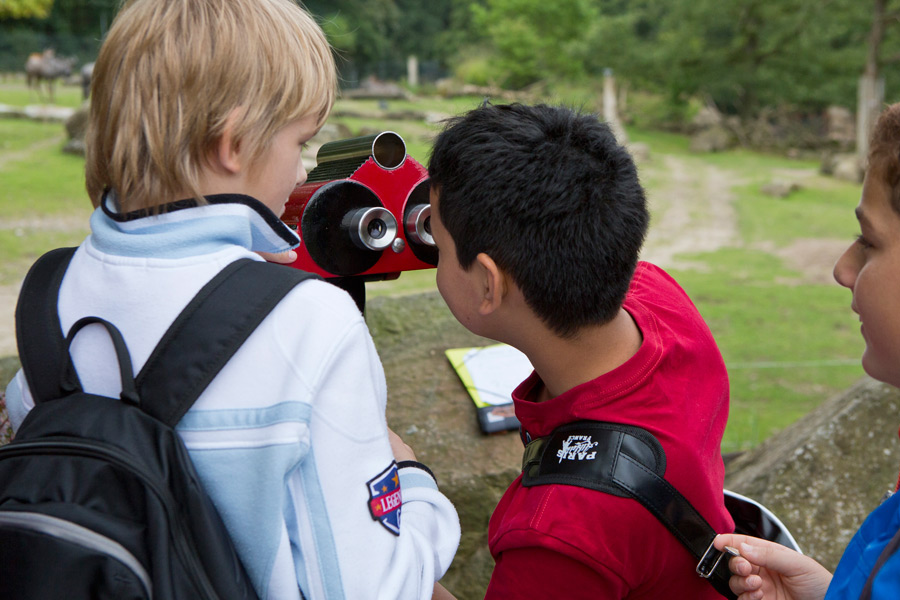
(5, 1), (459, 598)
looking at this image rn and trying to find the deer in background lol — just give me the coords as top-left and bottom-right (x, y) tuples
(25, 49), (77, 104)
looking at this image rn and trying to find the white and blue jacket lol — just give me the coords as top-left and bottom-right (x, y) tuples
(5, 194), (460, 600)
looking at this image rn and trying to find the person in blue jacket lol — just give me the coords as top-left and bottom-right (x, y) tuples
(713, 101), (900, 600)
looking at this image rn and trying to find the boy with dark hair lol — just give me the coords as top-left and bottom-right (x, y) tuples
(428, 103), (733, 598)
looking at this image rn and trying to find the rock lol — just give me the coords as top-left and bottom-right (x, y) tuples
(63, 106), (89, 156)
(0, 104), (27, 119)
(826, 106), (856, 149)
(822, 153), (864, 183)
(367, 290), (523, 598)
(371, 292), (900, 592)
(62, 139), (86, 156)
(725, 377), (900, 571)
(691, 105), (725, 130)
(760, 179), (801, 198)
(309, 122), (354, 145)
(342, 76), (411, 100)
(22, 105), (75, 122)
(833, 156), (864, 183)
(0, 104), (74, 122)
(434, 79), (534, 102)
(690, 124), (735, 153)
(627, 141), (651, 164)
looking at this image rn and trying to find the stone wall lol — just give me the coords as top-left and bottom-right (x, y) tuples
(367, 290), (522, 599)
(370, 291), (900, 592)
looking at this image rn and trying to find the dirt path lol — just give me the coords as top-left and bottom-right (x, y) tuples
(0, 134), (64, 171)
(639, 153), (848, 285)
(639, 154), (740, 269)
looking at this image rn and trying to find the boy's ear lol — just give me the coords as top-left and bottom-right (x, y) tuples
(215, 109), (243, 175)
(475, 252), (507, 316)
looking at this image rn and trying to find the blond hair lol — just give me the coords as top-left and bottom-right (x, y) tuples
(85, 0), (336, 212)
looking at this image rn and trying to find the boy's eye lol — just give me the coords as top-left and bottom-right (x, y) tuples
(856, 234), (873, 249)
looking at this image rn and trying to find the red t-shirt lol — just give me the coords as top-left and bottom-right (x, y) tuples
(486, 262), (734, 599)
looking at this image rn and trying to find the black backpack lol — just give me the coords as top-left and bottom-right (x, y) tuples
(0, 248), (317, 600)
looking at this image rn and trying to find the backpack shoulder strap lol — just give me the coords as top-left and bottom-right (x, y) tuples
(521, 420), (737, 600)
(135, 259), (319, 428)
(14, 247), (78, 403)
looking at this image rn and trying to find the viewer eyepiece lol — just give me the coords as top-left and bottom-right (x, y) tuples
(348, 206), (398, 251)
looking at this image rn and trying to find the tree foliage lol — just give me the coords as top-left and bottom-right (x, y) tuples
(462, 0), (900, 115)
(470, 0), (597, 88)
(3, 0), (900, 121)
(306, 0), (461, 80)
(0, 0), (116, 70)
(0, 0), (54, 20)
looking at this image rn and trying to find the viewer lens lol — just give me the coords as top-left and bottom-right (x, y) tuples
(368, 219), (387, 239)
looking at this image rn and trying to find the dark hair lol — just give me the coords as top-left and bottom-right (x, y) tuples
(428, 103), (649, 338)
(868, 103), (900, 214)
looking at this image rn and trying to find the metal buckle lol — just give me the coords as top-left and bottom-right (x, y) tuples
(696, 541), (738, 579)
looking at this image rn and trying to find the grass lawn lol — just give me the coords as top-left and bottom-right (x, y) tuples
(0, 89), (868, 453)
(0, 118), (92, 285)
(670, 251), (862, 451)
(0, 78), (85, 109)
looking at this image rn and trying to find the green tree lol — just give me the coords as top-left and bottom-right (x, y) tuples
(857, 0), (900, 158)
(306, 0), (402, 79)
(470, 0), (598, 89)
(584, 0), (881, 116)
(1, 0), (117, 68)
(392, 0), (453, 61)
(307, 0), (462, 81)
(0, 0), (54, 19)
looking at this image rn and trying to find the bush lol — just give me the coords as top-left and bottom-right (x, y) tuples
(624, 91), (702, 132)
(452, 50), (494, 87)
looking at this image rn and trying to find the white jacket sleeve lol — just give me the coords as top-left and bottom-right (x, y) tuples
(279, 288), (460, 600)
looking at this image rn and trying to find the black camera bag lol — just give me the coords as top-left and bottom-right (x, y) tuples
(0, 248), (316, 599)
(522, 421), (800, 600)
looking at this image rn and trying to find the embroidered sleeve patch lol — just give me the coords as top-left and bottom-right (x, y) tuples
(367, 462), (402, 535)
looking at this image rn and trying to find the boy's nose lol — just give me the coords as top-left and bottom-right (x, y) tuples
(297, 164), (308, 187)
(833, 246), (857, 289)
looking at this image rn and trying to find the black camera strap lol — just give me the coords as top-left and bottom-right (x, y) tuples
(521, 421), (737, 600)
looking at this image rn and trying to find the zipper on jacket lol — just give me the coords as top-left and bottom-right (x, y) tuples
(0, 438), (222, 600)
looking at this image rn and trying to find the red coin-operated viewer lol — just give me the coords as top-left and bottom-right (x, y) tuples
(282, 131), (437, 310)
